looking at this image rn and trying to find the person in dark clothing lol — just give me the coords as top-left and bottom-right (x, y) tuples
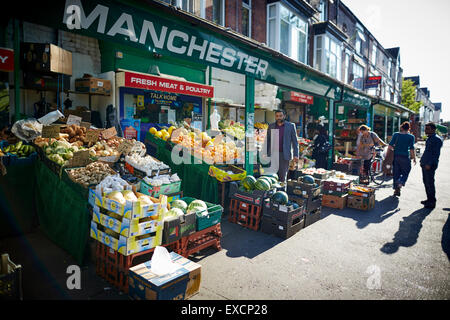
(311, 125), (329, 169)
(389, 121), (416, 197)
(420, 122), (443, 209)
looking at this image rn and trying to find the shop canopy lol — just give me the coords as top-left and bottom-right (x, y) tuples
(116, 70), (214, 98)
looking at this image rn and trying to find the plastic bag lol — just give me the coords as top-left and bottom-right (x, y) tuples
(150, 246), (182, 276)
(38, 110), (64, 126)
(11, 118), (43, 142)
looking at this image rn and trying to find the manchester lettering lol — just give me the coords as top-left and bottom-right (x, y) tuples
(63, 0), (269, 77)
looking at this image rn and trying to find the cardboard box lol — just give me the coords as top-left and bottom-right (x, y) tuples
(162, 216), (181, 245)
(180, 212), (196, 238)
(208, 165), (246, 182)
(128, 256), (190, 300)
(88, 188), (162, 220)
(90, 220), (162, 256)
(170, 252), (201, 299)
(140, 180), (182, 198)
(347, 194), (375, 211)
(323, 179), (351, 192)
(287, 180), (321, 199)
(21, 42), (72, 75)
(75, 77), (111, 95)
(91, 205), (162, 238)
(322, 194), (347, 209)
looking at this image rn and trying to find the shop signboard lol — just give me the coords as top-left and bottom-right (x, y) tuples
(284, 91), (314, 105)
(0, 48), (14, 72)
(342, 89), (371, 109)
(364, 76), (382, 89)
(124, 72), (214, 98)
(15, 0), (341, 100)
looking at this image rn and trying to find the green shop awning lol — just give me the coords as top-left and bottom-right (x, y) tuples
(341, 87), (371, 108)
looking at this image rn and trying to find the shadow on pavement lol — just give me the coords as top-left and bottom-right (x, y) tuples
(380, 207), (433, 254)
(326, 195), (400, 229)
(442, 212), (450, 261)
(215, 219), (283, 260)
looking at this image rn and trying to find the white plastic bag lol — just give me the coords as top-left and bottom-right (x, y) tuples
(150, 246), (182, 276)
(38, 110), (64, 126)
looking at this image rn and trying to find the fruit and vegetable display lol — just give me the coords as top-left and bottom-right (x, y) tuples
(60, 124), (88, 145)
(239, 174), (280, 192)
(89, 140), (121, 158)
(143, 173), (180, 187)
(271, 191), (289, 205)
(67, 162), (117, 188)
(42, 139), (87, 166)
(219, 120), (245, 140)
(1, 141), (36, 158)
(125, 153), (170, 176)
(254, 122), (268, 130)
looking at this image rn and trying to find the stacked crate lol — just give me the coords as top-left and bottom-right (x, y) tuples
(260, 199), (305, 239)
(347, 185), (376, 211)
(228, 182), (274, 231)
(286, 179), (322, 228)
(88, 188), (166, 293)
(321, 178), (351, 210)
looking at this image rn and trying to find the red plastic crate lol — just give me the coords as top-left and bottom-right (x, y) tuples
(179, 224), (222, 258)
(95, 239), (183, 293)
(228, 199), (262, 231)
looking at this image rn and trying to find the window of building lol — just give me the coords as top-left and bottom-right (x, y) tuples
(371, 43), (377, 66)
(267, 2), (308, 64)
(212, 0), (225, 26)
(388, 59), (392, 79)
(344, 53), (350, 84)
(319, 0), (328, 22)
(314, 34), (342, 80)
(168, 0), (205, 18)
(242, 0), (252, 37)
(352, 62), (364, 90)
(355, 23), (365, 56)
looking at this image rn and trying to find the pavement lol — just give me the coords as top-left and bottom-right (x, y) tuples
(1, 140), (449, 300)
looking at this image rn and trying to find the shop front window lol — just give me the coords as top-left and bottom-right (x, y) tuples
(169, 0), (205, 18)
(267, 2), (308, 64)
(212, 0), (224, 26)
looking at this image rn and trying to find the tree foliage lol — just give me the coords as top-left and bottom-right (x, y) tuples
(401, 79), (423, 113)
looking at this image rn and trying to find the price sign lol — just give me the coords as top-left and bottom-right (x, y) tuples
(117, 139), (134, 154)
(66, 115), (82, 126)
(101, 127), (117, 140)
(86, 129), (100, 143)
(66, 150), (90, 167)
(80, 121), (91, 129)
(41, 125), (60, 139)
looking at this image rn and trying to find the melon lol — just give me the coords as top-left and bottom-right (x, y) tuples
(302, 175), (315, 184)
(241, 176), (257, 191)
(254, 179), (271, 191)
(187, 199), (208, 214)
(271, 191), (288, 205)
(171, 199), (188, 213)
(264, 173), (279, 181)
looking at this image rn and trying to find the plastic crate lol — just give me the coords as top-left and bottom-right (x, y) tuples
(182, 197), (223, 231)
(228, 199), (263, 231)
(0, 254), (23, 300)
(260, 214), (305, 240)
(179, 224), (222, 258)
(0, 141), (38, 167)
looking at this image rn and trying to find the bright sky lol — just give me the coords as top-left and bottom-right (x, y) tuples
(343, 0), (450, 122)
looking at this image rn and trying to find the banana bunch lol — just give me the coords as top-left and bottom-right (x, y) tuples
(255, 122), (268, 130)
(2, 141), (36, 158)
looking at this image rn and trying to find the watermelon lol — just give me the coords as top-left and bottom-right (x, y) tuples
(264, 173), (279, 181)
(241, 176), (257, 191)
(272, 191), (288, 205)
(254, 179), (271, 191)
(171, 200), (188, 213)
(267, 177), (277, 185)
(187, 200), (208, 214)
(302, 175), (315, 184)
(258, 176), (273, 186)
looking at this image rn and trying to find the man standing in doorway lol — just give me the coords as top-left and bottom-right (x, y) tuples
(264, 110), (299, 183)
(420, 122), (443, 209)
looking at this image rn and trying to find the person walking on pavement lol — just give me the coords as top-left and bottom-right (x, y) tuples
(264, 109), (299, 183)
(312, 125), (330, 169)
(388, 121), (416, 197)
(356, 125), (388, 176)
(420, 122), (443, 209)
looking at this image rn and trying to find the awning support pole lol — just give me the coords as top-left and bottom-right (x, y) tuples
(244, 75), (255, 175)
